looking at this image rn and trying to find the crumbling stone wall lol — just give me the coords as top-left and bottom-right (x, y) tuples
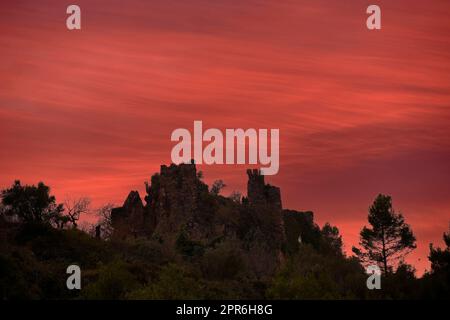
(111, 191), (149, 239)
(110, 163), (318, 277)
(146, 163), (209, 242)
(245, 169), (285, 276)
(247, 169), (282, 210)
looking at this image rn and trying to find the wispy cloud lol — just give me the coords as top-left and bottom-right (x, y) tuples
(1, 0), (449, 273)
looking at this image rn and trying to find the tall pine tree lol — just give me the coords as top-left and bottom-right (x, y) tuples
(353, 194), (416, 273)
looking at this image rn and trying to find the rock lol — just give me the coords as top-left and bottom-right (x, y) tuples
(111, 163), (319, 277)
(111, 190), (149, 239)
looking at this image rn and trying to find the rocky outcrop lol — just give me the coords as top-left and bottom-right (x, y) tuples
(247, 169), (282, 210)
(145, 163), (214, 243)
(283, 210), (319, 254)
(111, 191), (149, 239)
(112, 162), (229, 243)
(243, 169), (285, 275)
(111, 163), (319, 277)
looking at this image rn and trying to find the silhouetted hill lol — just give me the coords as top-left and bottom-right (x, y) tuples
(0, 163), (449, 299)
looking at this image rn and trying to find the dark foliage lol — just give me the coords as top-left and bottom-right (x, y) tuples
(1, 180), (65, 226)
(352, 194), (416, 273)
(0, 180), (448, 300)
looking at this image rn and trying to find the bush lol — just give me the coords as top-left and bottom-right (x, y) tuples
(267, 245), (366, 299)
(83, 261), (138, 299)
(199, 241), (245, 280)
(127, 264), (203, 299)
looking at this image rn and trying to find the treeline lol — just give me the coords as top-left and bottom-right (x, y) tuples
(0, 180), (449, 299)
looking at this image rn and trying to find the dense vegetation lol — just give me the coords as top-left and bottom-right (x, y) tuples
(0, 180), (449, 300)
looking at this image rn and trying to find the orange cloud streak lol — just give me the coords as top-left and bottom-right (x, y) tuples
(1, 0), (449, 274)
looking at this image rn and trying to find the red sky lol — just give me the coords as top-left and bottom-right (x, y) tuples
(1, 0), (449, 275)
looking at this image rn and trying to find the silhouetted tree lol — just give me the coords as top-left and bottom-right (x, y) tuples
(428, 226), (450, 273)
(95, 203), (115, 240)
(421, 226), (450, 299)
(64, 197), (91, 228)
(228, 191), (242, 203)
(210, 180), (226, 195)
(1, 180), (64, 225)
(352, 194), (416, 274)
(321, 223), (343, 256)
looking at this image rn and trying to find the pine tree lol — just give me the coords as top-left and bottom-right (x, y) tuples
(352, 194), (416, 273)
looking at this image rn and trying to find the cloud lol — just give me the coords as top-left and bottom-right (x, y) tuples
(1, 0), (449, 274)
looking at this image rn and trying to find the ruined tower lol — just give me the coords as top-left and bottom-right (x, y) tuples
(246, 169), (282, 210)
(111, 190), (149, 239)
(244, 168), (285, 276)
(147, 162), (208, 240)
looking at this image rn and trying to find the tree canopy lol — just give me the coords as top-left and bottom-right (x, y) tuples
(1, 180), (64, 226)
(352, 194), (416, 273)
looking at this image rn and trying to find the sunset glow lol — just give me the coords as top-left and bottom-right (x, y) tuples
(1, 0), (449, 274)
